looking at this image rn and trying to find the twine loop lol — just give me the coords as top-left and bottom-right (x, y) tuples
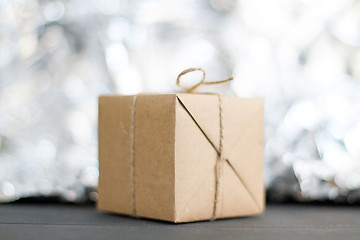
(176, 67), (233, 93)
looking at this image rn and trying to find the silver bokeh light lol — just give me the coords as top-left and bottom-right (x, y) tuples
(1, 0), (360, 203)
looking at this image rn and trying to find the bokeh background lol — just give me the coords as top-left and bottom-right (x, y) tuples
(1, 0), (360, 203)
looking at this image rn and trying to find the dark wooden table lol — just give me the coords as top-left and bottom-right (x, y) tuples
(0, 203), (359, 240)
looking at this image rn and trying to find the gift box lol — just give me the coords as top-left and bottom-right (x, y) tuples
(97, 92), (265, 223)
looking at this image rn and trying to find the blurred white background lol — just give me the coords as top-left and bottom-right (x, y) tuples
(1, 0), (360, 203)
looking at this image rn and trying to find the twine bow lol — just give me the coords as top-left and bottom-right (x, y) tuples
(176, 68), (233, 93)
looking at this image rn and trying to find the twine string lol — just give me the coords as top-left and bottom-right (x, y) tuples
(130, 95), (138, 216)
(177, 68), (233, 220)
(211, 95), (224, 220)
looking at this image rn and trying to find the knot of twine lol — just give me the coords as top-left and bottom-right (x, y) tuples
(176, 68), (233, 93)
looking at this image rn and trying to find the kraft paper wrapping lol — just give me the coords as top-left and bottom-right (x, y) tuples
(97, 93), (264, 223)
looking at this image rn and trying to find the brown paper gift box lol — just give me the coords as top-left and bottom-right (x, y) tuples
(97, 93), (264, 223)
